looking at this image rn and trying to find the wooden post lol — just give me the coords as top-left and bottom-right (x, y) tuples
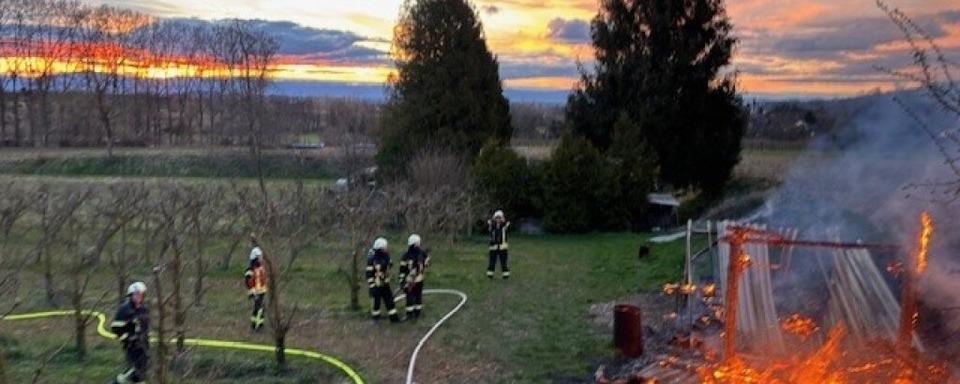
(723, 230), (745, 363)
(685, 219), (693, 327)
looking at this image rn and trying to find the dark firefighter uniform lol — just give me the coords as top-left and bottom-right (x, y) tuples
(110, 298), (150, 384)
(245, 257), (268, 331)
(399, 245), (430, 318)
(366, 248), (399, 322)
(487, 219), (510, 279)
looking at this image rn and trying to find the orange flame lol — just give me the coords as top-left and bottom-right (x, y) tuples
(692, 324), (956, 383)
(780, 314), (819, 341)
(916, 211), (932, 275)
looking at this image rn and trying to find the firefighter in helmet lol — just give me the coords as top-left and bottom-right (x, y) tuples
(110, 281), (150, 384)
(366, 237), (400, 322)
(399, 234), (430, 319)
(245, 238), (268, 332)
(487, 210), (511, 279)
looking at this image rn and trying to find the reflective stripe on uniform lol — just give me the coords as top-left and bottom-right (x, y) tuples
(111, 320), (128, 328)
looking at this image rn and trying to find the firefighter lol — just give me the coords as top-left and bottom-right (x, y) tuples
(399, 234), (430, 319)
(366, 237), (400, 322)
(110, 282), (150, 384)
(245, 238), (268, 332)
(487, 210), (511, 279)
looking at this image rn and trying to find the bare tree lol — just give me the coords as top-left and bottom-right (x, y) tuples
(877, 1), (960, 195)
(33, 186), (88, 305)
(24, 1), (86, 147)
(104, 184), (148, 302)
(80, 5), (152, 156)
(214, 20), (278, 202)
(332, 186), (388, 310)
(217, 186), (249, 270)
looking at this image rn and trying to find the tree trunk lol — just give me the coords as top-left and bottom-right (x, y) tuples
(192, 213), (205, 306)
(219, 235), (241, 271)
(0, 344), (8, 384)
(116, 225), (129, 303)
(0, 86), (7, 146)
(262, 247), (287, 373)
(13, 84), (21, 147)
(274, 332), (286, 373)
(152, 268), (167, 384)
(72, 273), (86, 361)
(96, 91), (113, 158)
(350, 249), (360, 310)
(43, 248), (55, 306)
(172, 241), (185, 353)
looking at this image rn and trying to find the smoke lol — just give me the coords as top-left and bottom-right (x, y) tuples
(752, 90), (960, 352)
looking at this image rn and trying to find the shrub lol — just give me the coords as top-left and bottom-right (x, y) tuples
(540, 135), (620, 233)
(472, 142), (539, 219)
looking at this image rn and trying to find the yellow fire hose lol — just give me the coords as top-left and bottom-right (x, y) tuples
(2, 309), (365, 384)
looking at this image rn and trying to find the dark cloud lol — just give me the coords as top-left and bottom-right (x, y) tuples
(546, 17), (590, 43)
(167, 18), (390, 65)
(770, 14), (949, 54)
(734, 9), (960, 80)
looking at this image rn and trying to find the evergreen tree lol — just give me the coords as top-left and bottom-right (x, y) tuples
(567, 0), (746, 196)
(378, 0), (512, 179)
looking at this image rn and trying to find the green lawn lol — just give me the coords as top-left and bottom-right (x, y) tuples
(2, 232), (695, 383)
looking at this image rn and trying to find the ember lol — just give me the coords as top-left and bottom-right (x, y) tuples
(779, 314), (818, 341)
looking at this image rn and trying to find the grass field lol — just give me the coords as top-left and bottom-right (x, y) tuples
(2, 228), (699, 383)
(0, 144), (732, 383)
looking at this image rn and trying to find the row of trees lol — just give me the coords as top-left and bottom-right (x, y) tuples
(0, 175), (478, 381)
(0, 0), (377, 152)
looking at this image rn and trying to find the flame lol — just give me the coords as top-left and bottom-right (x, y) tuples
(690, 324), (955, 383)
(663, 283), (679, 295)
(916, 211), (932, 275)
(780, 314), (819, 341)
(702, 283), (717, 298)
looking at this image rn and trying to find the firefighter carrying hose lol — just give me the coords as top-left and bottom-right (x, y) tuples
(487, 210), (511, 279)
(399, 234), (430, 319)
(110, 282), (150, 384)
(245, 238), (268, 332)
(366, 237), (400, 322)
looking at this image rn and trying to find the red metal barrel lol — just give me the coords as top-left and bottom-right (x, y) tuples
(613, 304), (643, 357)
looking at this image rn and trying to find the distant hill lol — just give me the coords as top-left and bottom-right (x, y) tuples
(746, 89), (927, 145)
(270, 80), (570, 104)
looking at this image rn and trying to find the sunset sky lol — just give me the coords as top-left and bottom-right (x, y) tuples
(80, 0), (960, 101)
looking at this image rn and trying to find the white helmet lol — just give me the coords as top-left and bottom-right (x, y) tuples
(407, 234), (421, 247)
(493, 210), (505, 219)
(373, 237), (388, 250)
(249, 246), (263, 261)
(127, 281), (147, 295)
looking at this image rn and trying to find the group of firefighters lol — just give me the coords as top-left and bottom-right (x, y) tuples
(107, 210), (511, 383)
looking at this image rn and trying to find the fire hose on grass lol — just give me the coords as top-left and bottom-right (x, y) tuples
(2, 288), (467, 384)
(395, 289), (468, 384)
(2, 309), (365, 384)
